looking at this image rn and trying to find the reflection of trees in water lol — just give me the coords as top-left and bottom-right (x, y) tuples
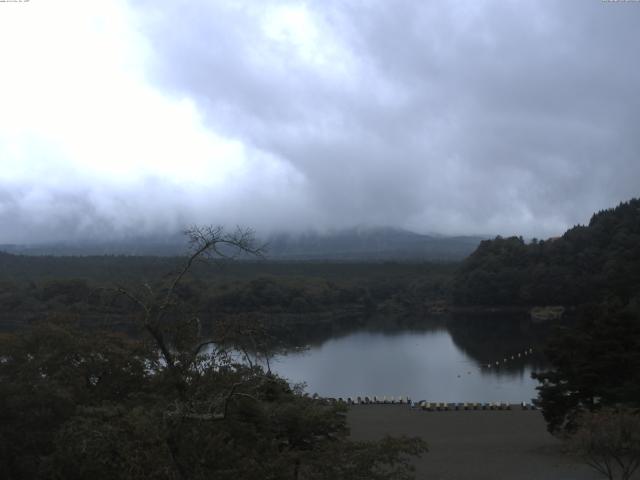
(265, 311), (571, 379)
(271, 312), (446, 351)
(446, 313), (555, 373)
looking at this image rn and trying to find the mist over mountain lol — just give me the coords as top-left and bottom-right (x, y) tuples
(2, 2), (639, 244)
(0, 227), (486, 261)
(264, 227), (485, 261)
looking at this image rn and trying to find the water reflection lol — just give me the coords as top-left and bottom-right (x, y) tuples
(270, 315), (554, 403)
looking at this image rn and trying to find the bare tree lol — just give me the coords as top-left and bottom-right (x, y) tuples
(116, 225), (264, 387)
(568, 408), (640, 480)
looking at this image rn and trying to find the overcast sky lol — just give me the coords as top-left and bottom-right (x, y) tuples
(1, 0), (639, 243)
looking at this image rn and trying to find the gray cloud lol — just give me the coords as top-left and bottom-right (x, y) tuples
(128, 0), (640, 238)
(2, 0), (639, 243)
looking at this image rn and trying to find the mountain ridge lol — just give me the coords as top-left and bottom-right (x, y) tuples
(0, 227), (487, 261)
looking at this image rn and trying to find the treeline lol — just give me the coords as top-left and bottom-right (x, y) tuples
(453, 198), (640, 307)
(0, 231), (431, 479)
(0, 258), (455, 333)
(451, 198), (640, 435)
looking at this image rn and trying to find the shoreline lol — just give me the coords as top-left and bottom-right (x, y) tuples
(347, 405), (604, 480)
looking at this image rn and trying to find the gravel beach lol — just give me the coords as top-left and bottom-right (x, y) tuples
(347, 405), (610, 480)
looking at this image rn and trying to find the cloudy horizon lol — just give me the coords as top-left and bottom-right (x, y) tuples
(1, 0), (639, 244)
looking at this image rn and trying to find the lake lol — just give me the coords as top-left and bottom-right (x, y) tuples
(270, 317), (549, 403)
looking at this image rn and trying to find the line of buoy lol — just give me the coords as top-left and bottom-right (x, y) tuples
(318, 397), (538, 411)
(413, 401), (537, 411)
(484, 347), (535, 369)
(325, 395), (412, 405)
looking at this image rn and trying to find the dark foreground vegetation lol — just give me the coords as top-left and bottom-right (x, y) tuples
(0, 319), (427, 480)
(0, 228), (427, 479)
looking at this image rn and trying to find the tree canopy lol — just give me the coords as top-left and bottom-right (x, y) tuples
(0, 226), (427, 479)
(532, 304), (640, 435)
(453, 198), (640, 307)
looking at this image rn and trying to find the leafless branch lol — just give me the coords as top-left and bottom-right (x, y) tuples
(115, 286), (150, 317)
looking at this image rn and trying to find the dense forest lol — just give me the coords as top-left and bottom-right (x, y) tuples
(453, 198), (640, 307)
(0, 228), (429, 480)
(0, 254), (454, 348)
(448, 199), (640, 437)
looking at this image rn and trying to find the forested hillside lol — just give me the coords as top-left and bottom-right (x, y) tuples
(453, 199), (640, 307)
(0, 255), (453, 341)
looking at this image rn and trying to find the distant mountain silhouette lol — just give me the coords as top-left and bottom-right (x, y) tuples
(264, 227), (485, 261)
(0, 227), (485, 261)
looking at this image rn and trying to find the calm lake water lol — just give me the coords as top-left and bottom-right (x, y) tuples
(270, 319), (547, 403)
